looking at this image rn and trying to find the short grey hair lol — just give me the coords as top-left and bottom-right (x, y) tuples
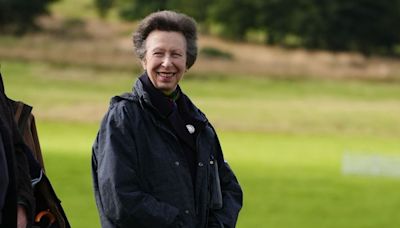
(133, 10), (198, 69)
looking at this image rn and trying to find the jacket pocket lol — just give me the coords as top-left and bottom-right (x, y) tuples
(209, 157), (223, 209)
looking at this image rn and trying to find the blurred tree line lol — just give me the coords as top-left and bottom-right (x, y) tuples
(97, 0), (400, 56)
(1, 0), (399, 56)
(0, 0), (57, 34)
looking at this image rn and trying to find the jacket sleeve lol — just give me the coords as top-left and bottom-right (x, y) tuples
(11, 107), (35, 225)
(209, 134), (243, 228)
(15, 143), (35, 225)
(92, 102), (180, 227)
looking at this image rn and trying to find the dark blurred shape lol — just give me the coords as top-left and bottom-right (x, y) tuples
(12, 100), (71, 228)
(95, 0), (114, 18)
(0, 0), (58, 35)
(0, 73), (35, 227)
(200, 46), (234, 60)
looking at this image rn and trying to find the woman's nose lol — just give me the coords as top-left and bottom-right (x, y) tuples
(161, 56), (172, 67)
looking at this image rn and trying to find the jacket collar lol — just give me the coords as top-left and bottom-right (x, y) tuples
(139, 73), (176, 117)
(133, 72), (208, 124)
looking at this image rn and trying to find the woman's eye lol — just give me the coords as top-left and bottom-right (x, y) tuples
(153, 52), (163, 56)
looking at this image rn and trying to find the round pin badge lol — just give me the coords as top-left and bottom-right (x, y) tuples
(186, 124), (195, 134)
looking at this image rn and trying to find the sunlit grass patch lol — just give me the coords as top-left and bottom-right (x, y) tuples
(221, 132), (400, 228)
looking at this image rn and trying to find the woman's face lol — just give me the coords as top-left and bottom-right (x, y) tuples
(142, 30), (187, 95)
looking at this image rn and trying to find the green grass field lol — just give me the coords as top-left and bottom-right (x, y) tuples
(1, 60), (400, 227)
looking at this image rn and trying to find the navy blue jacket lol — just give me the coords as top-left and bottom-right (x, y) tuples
(92, 78), (242, 228)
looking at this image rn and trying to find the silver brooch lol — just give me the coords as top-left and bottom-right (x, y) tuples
(186, 124), (195, 134)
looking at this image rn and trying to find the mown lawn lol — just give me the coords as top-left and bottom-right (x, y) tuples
(1, 60), (400, 227)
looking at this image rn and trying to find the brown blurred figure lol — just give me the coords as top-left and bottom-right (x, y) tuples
(0, 73), (35, 228)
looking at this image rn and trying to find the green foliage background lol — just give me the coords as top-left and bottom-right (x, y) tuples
(0, 0), (57, 34)
(94, 0), (400, 55)
(2, 0), (400, 55)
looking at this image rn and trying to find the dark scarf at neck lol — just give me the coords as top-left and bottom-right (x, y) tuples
(139, 73), (181, 117)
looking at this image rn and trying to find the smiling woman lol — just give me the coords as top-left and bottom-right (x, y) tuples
(91, 10), (243, 228)
(132, 10), (197, 96)
(141, 30), (187, 95)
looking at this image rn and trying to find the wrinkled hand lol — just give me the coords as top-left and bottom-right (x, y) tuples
(17, 205), (28, 228)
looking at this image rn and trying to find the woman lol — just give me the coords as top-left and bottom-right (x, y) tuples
(92, 10), (243, 228)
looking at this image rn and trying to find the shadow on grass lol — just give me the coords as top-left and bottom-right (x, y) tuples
(42, 153), (100, 228)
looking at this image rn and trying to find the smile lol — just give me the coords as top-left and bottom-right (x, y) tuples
(157, 72), (176, 78)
